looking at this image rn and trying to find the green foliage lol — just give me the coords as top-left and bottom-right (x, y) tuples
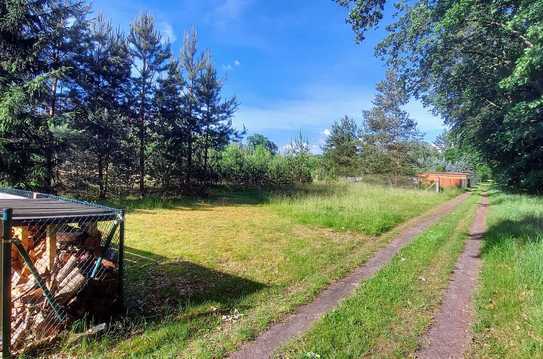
(0, 0), (90, 190)
(1, 3), (239, 197)
(338, 0), (543, 193)
(322, 116), (362, 176)
(215, 144), (314, 186)
(246, 133), (278, 155)
(360, 69), (421, 176)
(472, 191), (543, 357)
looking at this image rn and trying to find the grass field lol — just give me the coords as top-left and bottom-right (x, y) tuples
(278, 194), (478, 358)
(272, 182), (461, 235)
(61, 182), (457, 358)
(470, 190), (543, 358)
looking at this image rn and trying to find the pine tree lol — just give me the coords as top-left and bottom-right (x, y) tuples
(196, 55), (238, 180)
(361, 69), (421, 177)
(0, 0), (90, 190)
(152, 59), (186, 189)
(128, 13), (170, 196)
(70, 16), (132, 198)
(323, 116), (361, 176)
(179, 30), (205, 186)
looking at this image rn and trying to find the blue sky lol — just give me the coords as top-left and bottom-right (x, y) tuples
(91, 0), (445, 153)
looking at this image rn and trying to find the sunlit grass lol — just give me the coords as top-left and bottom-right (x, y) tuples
(278, 194), (478, 358)
(61, 182), (459, 358)
(470, 191), (543, 358)
(271, 182), (461, 235)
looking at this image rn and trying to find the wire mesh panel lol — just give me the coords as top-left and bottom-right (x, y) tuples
(0, 192), (124, 357)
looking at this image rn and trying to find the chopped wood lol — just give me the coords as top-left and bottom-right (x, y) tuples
(7, 220), (120, 354)
(57, 231), (86, 244)
(55, 271), (86, 305)
(54, 255), (78, 286)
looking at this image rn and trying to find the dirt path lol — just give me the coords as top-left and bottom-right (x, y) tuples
(416, 194), (488, 359)
(230, 193), (471, 359)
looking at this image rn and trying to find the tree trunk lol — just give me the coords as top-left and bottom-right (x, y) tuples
(186, 134), (192, 186)
(44, 78), (58, 192)
(98, 155), (105, 199)
(139, 117), (145, 197)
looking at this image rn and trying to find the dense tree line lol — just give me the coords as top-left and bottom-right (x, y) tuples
(336, 0), (543, 193)
(0, 1), (238, 198)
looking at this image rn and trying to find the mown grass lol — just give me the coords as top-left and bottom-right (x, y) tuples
(271, 182), (461, 235)
(470, 191), (543, 358)
(59, 182), (457, 358)
(278, 194), (478, 358)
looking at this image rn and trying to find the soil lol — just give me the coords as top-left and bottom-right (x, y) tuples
(416, 194), (489, 359)
(229, 192), (471, 359)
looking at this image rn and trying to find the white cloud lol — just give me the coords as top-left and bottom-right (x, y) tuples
(233, 86), (373, 132)
(215, 0), (253, 21)
(160, 22), (176, 43)
(232, 83), (446, 151)
(222, 59), (241, 72)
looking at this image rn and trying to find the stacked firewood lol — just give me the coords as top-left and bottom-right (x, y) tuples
(8, 224), (120, 353)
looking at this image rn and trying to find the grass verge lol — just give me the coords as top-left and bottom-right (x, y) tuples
(470, 191), (543, 358)
(278, 194), (478, 358)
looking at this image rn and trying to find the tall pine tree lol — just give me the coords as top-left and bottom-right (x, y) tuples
(179, 30), (205, 186)
(361, 69), (421, 177)
(128, 13), (169, 196)
(152, 59), (185, 189)
(0, 0), (90, 190)
(70, 16), (131, 198)
(196, 54), (238, 180)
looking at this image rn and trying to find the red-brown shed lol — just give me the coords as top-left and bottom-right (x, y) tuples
(417, 172), (471, 189)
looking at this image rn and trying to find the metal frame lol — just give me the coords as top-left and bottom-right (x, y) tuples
(1, 208), (12, 358)
(0, 190), (125, 357)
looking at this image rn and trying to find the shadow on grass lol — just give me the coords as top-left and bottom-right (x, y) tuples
(69, 246), (268, 353)
(124, 246), (266, 315)
(481, 214), (543, 256)
(99, 184), (341, 212)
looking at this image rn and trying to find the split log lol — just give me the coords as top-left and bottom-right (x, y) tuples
(55, 269), (86, 305)
(54, 255), (78, 286)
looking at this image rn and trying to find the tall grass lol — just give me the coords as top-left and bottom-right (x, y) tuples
(279, 194), (478, 358)
(471, 192), (543, 358)
(271, 182), (461, 235)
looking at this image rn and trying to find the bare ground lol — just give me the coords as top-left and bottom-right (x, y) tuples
(416, 194), (489, 359)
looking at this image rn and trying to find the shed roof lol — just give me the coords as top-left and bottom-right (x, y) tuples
(0, 197), (118, 224)
(417, 172), (471, 177)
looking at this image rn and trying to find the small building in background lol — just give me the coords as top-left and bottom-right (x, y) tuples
(417, 172), (472, 189)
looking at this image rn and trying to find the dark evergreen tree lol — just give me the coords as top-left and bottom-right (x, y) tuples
(69, 16), (131, 198)
(152, 59), (186, 189)
(128, 13), (170, 196)
(0, 0), (90, 190)
(196, 55), (238, 179)
(179, 30), (205, 186)
(323, 116), (361, 176)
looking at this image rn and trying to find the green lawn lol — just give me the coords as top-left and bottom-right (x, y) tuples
(278, 194), (478, 358)
(470, 191), (543, 358)
(60, 183), (457, 358)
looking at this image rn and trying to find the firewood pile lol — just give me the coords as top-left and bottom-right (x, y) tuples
(7, 222), (120, 353)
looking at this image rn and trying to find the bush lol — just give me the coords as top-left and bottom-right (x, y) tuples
(214, 144), (314, 185)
